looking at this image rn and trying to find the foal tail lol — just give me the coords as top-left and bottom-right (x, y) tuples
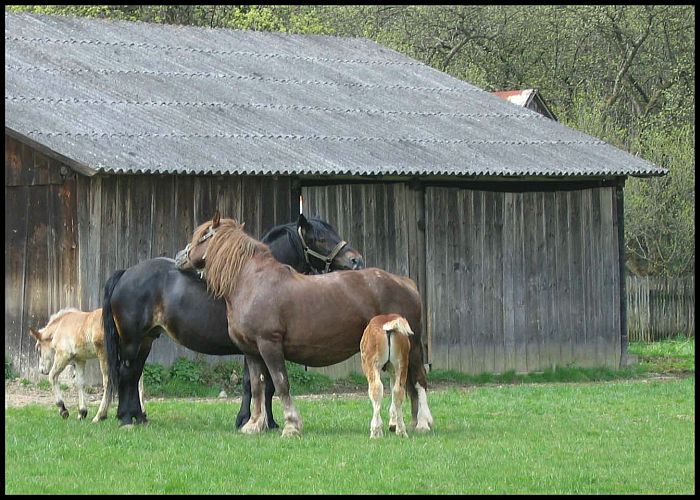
(103, 269), (126, 402)
(382, 316), (414, 337)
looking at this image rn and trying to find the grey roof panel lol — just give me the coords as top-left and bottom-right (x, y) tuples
(5, 12), (666, 178)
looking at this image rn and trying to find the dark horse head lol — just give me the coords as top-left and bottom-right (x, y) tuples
(176, 213), (364, 276)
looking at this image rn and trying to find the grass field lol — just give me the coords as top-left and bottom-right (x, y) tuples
(5, 377), (694, 494)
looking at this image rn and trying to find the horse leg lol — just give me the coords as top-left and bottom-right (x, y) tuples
(236, 359), (278, 430)
(93, 351), (110, 423)
(391, 360), (409, 438)
(117, 338), (152, 426)
(363, 358), (384, 439)
(74, 360), (89, 420)
(235, 357), (253, 429)
(407, 340), (433, 432)
(138, 372), (146, 419)
(48, 353), (71, 419)
(239, 355), (268, 434)
(387, 370), (397, 433)
(257, 338), (302, 438)
(263, 367), (279, 430)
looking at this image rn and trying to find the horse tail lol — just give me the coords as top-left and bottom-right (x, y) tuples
(382, 316), (414, 337)
(103, 269), (126, 402)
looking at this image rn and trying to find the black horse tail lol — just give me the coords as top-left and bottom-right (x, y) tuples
(103, 269), (126, 403)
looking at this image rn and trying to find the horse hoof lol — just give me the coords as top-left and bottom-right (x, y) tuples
(281, 425), (301, 438)
(268, 420), (280, 430)
(396, 429), (409, 438)
(414, 422), (431, 433)
(370, 428), (383, 439)
(78, 409), (88, 420)
(240, 421), (263, 434)
(60, 410), (69, 419)
(388, 424), (396, 432)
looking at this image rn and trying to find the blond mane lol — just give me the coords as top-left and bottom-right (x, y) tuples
(190, 218), (266, 299)
(45, 307), (81, 328)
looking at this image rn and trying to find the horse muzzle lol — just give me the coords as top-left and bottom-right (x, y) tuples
(174, 247), (189, 269)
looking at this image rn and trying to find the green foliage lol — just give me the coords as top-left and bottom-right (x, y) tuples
(5, 356), (17, 380)
(143, 363), (167, 387)
(284, 361), (334, 393)
(36, 379), (51, 391)
(169, 357), (206, 384)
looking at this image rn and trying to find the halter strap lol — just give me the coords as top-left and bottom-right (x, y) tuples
(181, 225), (217, 272)
(296, 226), (347, 274)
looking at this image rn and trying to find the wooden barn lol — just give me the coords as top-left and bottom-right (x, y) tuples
(5, 12), (666, 383)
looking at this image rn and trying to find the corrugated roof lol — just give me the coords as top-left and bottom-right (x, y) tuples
(4, 12), (666, 178)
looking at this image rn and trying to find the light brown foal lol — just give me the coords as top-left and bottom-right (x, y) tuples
(360, 313), (415, 439)
(29, 307), (144, 422)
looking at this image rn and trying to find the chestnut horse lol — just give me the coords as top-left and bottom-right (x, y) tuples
(175, 212), (432, 437)
(103, 214), (364, 427)
(360, 314), (432, 438)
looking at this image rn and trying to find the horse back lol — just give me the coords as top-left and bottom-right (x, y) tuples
(50, 308), (103, 360)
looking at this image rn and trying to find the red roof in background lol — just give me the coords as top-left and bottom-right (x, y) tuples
(491, 89), (557, 121)
(491, 90), (528, 99)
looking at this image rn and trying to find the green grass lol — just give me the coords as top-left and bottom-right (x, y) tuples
(629, 335), (695, 373)
(5, 377), (694, 494)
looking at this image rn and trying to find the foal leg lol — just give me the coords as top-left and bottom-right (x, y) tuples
(387, 369), (398, 433)
(407, 340), (433, 431)
(74, 360), (89, 420)
(239, 355), (268, 434)
(138, 372), (146, 418)
(257, 338), (302, 438)
(367, 365), (384, 439)
(391, 362), (408, 438)
(48, 353), (71, 419)
(93, 353), (110, 423)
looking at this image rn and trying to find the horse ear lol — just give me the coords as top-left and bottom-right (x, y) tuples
(212, 210), (221, 228)
(297, 213), (309, 230)
(29, 327), (40, 340)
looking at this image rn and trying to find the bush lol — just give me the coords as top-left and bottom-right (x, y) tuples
(201, 360), (243, 392)
(169, 358), (207, 384)
(143, 363), (168, 387)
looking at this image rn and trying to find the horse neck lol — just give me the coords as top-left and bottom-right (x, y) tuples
(263, 224), (310, 273)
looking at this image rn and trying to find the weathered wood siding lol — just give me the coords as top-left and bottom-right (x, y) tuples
(302, 182), (622, 377)
(5, 136), (79, 381)
(5, 135), (298, 381)
(301, 182), (427, 378)
(425, 186), (621, 373)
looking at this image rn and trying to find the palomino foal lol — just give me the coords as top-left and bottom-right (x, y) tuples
(29, 307), (144, 422)
(360, 314), (432, 438)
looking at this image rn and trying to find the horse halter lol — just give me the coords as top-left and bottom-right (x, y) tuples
(181, 225), (217, 272)
(297, 226), (348, 274)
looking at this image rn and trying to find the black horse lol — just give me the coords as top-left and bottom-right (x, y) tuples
(103, 214), (365, 427)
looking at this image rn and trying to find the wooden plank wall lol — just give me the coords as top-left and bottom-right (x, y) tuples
(301, 183), (426, 378)
(5, 136), (79, 381)
(425, 186), (621, 373)
(6, 135), (298, 381)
